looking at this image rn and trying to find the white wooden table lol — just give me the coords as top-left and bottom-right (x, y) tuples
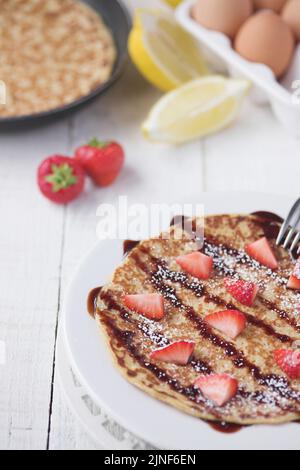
(0, 0), (300, 450)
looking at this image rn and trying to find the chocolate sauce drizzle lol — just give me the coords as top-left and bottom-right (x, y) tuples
(123, 240), (140, 257)
(100, 289), (212, 375)
(251, 211), (283, 240)
(100, 290), (168, 347)
(171, 213), (300, 334)
(87, 287), (102, 318)
(101, 315), (221, 417)
(130, 247), (300, 408)
(140, 246), (295, 344)
(153, 259), (293, 344)
(208, 421), (244, 434)
(202, 239), (300, 334)
(96, 213), (300, 432)
(92, 288), (245, 428)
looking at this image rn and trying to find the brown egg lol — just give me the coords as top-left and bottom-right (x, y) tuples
(235, 10), (295, 77)
(192, 0), (253, 39)
(253, 0), (287, 12)
(282, 0), (300, 41)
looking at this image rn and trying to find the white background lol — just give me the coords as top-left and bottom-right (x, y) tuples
(0, 0), (299, 450)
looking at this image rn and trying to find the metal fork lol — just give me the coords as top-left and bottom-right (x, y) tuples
(276, 198), (300, 257)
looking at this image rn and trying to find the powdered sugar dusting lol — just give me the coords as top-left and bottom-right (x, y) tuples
(293, 259), (300, 280)
(203, 238), (300, 332)
(203, 239), (288, 287)
(101, 215), (300, 422)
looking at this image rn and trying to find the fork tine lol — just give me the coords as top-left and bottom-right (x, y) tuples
(276, 222), (289, 246)
(276, 198), (300, 246)
(290, 232), (300, 254)
(283, 212), (300, 248)
(283, 227), (296, 249)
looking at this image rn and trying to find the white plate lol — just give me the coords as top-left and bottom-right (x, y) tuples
(62, 192), (300, 450)
(56, 331), (154, 450)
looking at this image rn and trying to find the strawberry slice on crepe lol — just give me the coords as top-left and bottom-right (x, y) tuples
(176, 251), (213, 280)
(205, 310), (247, 339)
(245, 237), (278, 270)
(123, 294), (164, 320)
(150, 341), (195, 365)
(194, 374), (238, 407)
(224, 278), (259, 307)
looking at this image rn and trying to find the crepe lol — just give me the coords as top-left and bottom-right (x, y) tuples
(94, 213), (300, 425)
(0, 0), (116, 117)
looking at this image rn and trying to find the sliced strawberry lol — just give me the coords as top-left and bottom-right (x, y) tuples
(150, 341), (195, 365)
(224, 278), (259, 307)
(205, 310), (247, 339)
(123, 294), (164, 320)
(287, 258), (300, 290)
(194, 374), (238, 407)
(176, 251), (213, 280)
(245, 237), (278, 270)
(287, 276), (300, 290)
(274, 349), (300, 379)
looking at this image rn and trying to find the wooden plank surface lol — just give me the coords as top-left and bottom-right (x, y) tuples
(0, 122), (68, 450)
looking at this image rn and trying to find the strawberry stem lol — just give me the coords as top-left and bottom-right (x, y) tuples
(88, 138), (109, 148)
(45, 164), (78, 192)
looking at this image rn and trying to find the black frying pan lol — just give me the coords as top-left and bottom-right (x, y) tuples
(0, 0), (131, 128)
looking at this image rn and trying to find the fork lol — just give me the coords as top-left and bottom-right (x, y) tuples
(276, 198), (300, 257)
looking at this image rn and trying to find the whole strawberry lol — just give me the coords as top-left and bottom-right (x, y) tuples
(75, 139), (125, 187)
(37, 155), (85, 204)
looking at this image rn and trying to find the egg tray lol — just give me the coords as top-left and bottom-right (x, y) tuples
(176, 0), (300, 137)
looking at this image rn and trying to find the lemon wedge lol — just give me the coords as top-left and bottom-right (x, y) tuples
(142, 76), (250, 144)
(128, 9), (208, 92)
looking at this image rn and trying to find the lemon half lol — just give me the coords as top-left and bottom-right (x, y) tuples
(128, 9), (208, 92)
(142, 76), (250, 144)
